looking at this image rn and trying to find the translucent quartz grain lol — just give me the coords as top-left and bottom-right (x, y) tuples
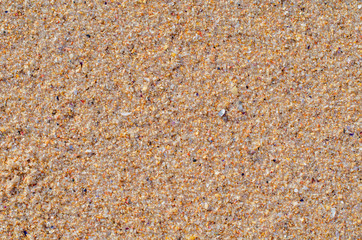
(0, 0), (361, 239)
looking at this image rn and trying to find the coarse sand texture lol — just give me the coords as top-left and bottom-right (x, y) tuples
(0, 0), (361, 239)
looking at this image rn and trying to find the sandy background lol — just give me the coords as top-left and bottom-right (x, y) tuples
(0, 0), (361, 239)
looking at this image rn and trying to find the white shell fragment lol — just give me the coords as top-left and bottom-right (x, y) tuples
(121, 112), (132, 116)
(331, 208), (336, 218)
(237, 101), (245, 112)
(85, 149), (95, 156)
(218, 109), (226, 117)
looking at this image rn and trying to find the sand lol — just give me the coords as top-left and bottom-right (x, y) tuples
(0, 0), (361, 239)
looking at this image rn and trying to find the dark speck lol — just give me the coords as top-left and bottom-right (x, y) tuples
(246, 85), (249, 89)
(349, 133), (354, 136)
(217, 67), (221, 70)
(273, 159), (276, 162)
(86, 34), (91, 38)
(104, 1), (107, 4)
(300, 199), (304, 202)
(23, 231), (27, 236)
(82, 188), (87, 193)
(241, 173), (244, 176)
(196, 93), (199, 96)
(193, 159), (197, 162)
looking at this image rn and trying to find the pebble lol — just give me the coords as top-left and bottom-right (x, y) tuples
(231, 86), (238, 95)
(218, 109), (226, 117)
(142, 85), (148, 92)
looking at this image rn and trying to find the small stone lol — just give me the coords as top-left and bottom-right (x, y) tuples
(121, 112), (132, 116)
(142, 85), (148, 92)
(231, 86), (238, 95)
(222, 115), (228, 122)
(218, 109), (226, 117)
